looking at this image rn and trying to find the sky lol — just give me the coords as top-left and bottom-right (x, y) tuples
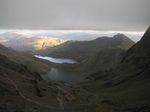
(0, 0), (149, 31)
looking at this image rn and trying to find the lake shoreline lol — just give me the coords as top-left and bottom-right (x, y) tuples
(41, 67), (84, 82)
(34, 55), (78, 64)
(34, 55), (84, 81)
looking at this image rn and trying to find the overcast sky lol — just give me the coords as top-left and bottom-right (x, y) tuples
(0, 0), (149, 31)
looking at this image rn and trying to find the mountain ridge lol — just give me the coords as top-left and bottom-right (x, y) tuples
(0, 31), (66, 52)
(46, 34), (135, 61)
(50, 34), (135, 75)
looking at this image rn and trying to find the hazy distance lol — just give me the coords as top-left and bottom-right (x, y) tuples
(0, 30), (144, 42)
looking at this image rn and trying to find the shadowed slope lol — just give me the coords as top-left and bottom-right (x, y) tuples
(0, 43), (51, 74)
(76, 27), (150, 112)
(52, 34), (134, 75)
(46, 34), (134, 61)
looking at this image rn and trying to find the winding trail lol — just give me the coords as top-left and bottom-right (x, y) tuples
(57, 92), (64, 109)
(56, 85), (75, 110)
(4, 74), (61, 109)
(4, 74), (76, 110)
(57, 85), (75, 99)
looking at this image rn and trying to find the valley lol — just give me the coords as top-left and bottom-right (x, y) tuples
(0, 27), (150, 112)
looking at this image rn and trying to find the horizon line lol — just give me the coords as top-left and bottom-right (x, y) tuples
(0, 29), (145, 33)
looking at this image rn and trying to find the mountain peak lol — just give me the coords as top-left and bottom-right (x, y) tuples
(12, 31), (30, 35)
(113, 33), (129, 39)
(1, 31), (32, 39)
(10, 31), (32, 37)
(113, 33), (134, 42)
(114, 33), (126, 37)
(111, 33), (135, 50)
(140, 26), (150, 45)
(122, 26), (150, 64)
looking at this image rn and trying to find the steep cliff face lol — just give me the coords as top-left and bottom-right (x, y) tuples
(89, 27), (150, 90)
(122, 26), (150, 69)
(78, 27), (150, 112)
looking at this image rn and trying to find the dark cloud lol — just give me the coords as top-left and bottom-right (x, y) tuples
(0, 0), (149, 31)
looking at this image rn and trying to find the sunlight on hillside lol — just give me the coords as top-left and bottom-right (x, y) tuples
(0, 40), (8, 42)
(32, 37), (67, 50)
(0, 30), (145, 42)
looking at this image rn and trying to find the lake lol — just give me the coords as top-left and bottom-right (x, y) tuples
(41, 68), (84, 82)
(34, 55), (77, 63)
(34, 55), (84, 81)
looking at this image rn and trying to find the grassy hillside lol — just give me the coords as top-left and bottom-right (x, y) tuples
(0, 54), (66, 112)
(0, 44), (51, 74)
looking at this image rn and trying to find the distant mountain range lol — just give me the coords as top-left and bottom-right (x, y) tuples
(30, 31), (143, 42)
(32, 31), (110, 41)
(0, 31), (66, 52)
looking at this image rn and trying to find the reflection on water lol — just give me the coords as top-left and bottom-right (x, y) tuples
(41, 68), (84, 82)
(34, 55), (77, 63)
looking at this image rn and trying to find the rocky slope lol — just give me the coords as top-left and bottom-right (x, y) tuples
(0, 54), (75, 112)
(76, 27), (150, 112)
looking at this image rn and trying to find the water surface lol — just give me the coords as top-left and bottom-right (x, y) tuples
(34, 55), (77, 63)
(41, 68), (84, 81)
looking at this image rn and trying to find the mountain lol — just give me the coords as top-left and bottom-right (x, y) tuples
(0, 31), (66, 52)
(30, 31), (143, 42)
(75, 27), (150, 112)
(122, 27), (150, 65)
(0, 28), (148, 112)
(46, 34), (134, 61)
(45, 34), (134, 75)
(57, 47), (126, 75)
(32, 31), (97, 41)
(47, 34), (134, 61)
(0, 43), (51, 74)
(0, 31), (32, 40)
